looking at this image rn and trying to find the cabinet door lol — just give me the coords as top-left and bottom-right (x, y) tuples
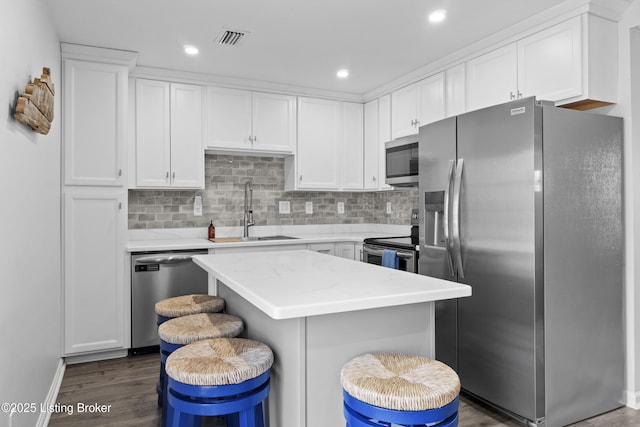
(466, 44), (518, 112)
(518, 16), (582, 102)
(207, 87), (252, 150)
(64, 60), (127, 186)
(297, 97), (341, 189)
(252, 92), (296, 153)
(335, 243), (356, 260)
(135, 79), (171, 187)
(417, 72), (446, 127)
(363, 99), (379, 190)
(342, 102), (364, 190)
(391, 83), (418, 138)
(307, 243), (335, 256)
(446, 63), (467, 117)
(171, 83), (204, 188)
(378, 95), (392, 190)
(64, 188), (125, 354)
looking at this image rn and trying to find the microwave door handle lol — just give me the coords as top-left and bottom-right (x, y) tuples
(443, 160), (455, 276)
(452, 158), (464, 278)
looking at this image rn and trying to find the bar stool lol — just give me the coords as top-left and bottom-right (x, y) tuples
(165, 338), (273, 427)
(155, 294), (226, 406)
(340, 353), (460, 427)
(158, 313), (244, 421)
(155, 294), (225, 325)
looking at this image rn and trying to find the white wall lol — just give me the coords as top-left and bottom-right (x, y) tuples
(605, 0), (640, 409)
(0, 0), (62, 426)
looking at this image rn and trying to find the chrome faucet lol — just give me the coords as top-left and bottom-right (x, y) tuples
(243, 180), (254, 238)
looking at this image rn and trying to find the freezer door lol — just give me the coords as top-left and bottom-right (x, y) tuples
(455, 98), (542, 422)
(418, 117), (459, 369)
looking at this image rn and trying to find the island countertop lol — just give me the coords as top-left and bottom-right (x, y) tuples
(192, 250), (471, 320)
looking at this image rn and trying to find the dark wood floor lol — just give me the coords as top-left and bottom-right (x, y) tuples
(49, 353), (640, 426)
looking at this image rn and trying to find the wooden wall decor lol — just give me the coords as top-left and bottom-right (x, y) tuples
(14, 67), (55, 135)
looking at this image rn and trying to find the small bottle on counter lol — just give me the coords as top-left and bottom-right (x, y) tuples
(208, 220), (215, 239)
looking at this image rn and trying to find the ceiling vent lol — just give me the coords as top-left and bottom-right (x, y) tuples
(216, 28), (249, 47)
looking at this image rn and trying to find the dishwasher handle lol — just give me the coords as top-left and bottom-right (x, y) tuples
(135, 255), (196, 265)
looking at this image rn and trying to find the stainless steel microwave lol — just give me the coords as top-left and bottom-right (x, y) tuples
(385, 136), (419, 186)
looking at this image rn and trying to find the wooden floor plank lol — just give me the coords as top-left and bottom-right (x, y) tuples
(50, 353), (640, 426)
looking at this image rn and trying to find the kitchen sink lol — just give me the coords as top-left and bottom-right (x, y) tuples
(245, 235), (299, 241)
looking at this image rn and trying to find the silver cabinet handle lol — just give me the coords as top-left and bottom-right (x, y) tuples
(444, 160), (455, 276)
(299, 175), (303, 181)
(452, 158), (464, 278)
(510, 91), (516, 100)
(372, 176), (376, 182)
(118, 169), (122, 177)
(172, 172), (176, 180)
(166, 171), (169, 179)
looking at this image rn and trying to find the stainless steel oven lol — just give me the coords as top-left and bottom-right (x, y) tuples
(362, 238), (418, 273)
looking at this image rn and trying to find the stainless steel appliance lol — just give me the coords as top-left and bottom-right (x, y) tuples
(131, 249), (208, 354)
(363, 209), (419, 273)
(385, 135), (419, 186)
(362, 238), (418, 273)
(418, 97), (623, 427)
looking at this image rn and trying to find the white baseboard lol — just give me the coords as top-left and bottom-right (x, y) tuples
(36, 358), (65, 427)
(624, 389), (640, 410)
(64, 349), (128, 365)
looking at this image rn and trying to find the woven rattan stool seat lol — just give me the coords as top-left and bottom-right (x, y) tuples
(158, 313), (243, 345)
(340, 353), (460, 411)
(155, 294), (225, 318)
(166, 338), (274, 386)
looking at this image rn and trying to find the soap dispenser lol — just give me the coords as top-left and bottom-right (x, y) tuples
(208, 220), (215, 239)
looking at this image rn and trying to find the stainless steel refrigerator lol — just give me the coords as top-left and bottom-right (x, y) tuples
(418, 97), (623, 427)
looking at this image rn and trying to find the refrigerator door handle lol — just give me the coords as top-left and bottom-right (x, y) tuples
(444, 160), (455, 276)
(452, 158), (465, 278)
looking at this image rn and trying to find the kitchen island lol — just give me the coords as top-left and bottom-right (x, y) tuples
(193, 250), (470, 427)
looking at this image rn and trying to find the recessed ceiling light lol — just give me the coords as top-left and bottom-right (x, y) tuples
(183, 45), (199, 55)
(337, 69), (349, 79)
(429, 9), (447, 23)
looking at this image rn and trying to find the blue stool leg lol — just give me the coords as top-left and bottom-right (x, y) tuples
(226, 413), (240, 427)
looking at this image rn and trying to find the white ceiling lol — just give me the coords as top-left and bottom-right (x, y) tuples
(46, 0), (582, 97)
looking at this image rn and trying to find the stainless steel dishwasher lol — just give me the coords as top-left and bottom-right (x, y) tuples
(130, 249), (208, 355)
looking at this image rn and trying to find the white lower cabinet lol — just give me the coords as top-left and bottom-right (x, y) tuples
(63, 188), (126, 355)
(335, 243), (356, 260)
(307, 243), (335, 256)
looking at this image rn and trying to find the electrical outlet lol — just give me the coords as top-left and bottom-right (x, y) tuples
(193, 196), (202, 216)
(279, 200), (291, 214)
(305, 201), (313, 214)
(386, 201), (392, 214)
(337, 202), (345, 214)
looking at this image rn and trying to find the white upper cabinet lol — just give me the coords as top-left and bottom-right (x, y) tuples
(63, 60), (128, 186)
(134, 79), (204, 189)
(341, 102), (364, 190)
(517, 16), (582, 102)
(363, 99), (379, 190)
(207, 87), (296, 154)
(391, 72), (445, 138)
(467, 43), (519, 112)
(288, 97), (341, 190)
(467, 14), (616, 112)
(170, 83), (205, 188)
(363, 96), (392, 191)
(446, 63), (467, 117)
(251, 92), (297, 153)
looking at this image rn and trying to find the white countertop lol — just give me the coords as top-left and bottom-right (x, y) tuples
(193, 250), (471, 320)
(127, 224), (410, 252)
